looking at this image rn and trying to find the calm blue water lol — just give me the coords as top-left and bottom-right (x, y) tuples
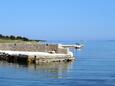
(0, 41), (115, 86)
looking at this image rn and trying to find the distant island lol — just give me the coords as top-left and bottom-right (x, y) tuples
(0, 34), (45, 43)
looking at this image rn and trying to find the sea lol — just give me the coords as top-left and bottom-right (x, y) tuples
(0, 40), (115, 86)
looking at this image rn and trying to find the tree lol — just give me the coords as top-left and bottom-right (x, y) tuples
(22, 37), (29, 41)
(0, 34), (3, 38)
(16, 36), (22, 40)
(10, 35), (15, 40)
(5, 36), (9, 39)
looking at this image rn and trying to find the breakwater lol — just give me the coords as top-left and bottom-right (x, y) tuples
(0, 43), (68, 54)
(0, 43), (75, 63)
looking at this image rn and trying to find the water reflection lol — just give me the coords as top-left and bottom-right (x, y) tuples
(0, 61), (74, 79)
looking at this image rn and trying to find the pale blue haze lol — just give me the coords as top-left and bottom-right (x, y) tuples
(0, 0), (115, 40)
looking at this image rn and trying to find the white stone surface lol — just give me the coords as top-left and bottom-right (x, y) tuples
(0, 50), (73, 57)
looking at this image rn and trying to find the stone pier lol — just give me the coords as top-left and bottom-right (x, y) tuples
(0, 43), (76, 63)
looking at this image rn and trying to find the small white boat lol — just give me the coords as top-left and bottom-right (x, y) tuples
(61, 44), (84, 49)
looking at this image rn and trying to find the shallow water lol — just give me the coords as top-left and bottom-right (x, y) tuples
(0, 41), (115, 86)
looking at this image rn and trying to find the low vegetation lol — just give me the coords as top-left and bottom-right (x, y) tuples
(0, 34), (45, 43)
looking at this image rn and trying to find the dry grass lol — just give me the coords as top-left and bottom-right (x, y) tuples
(0, 39), (37, 43)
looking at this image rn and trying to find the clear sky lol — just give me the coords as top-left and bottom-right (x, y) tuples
(0, 0), (115, 40)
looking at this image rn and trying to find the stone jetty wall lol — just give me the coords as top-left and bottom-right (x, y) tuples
(0, 43), (68, 54)
(0, 52), (74, 63)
